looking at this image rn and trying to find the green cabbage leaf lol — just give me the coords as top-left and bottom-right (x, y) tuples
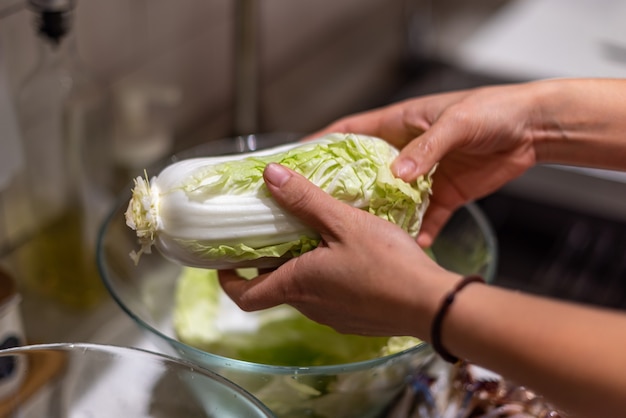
(173, 267), (422, 367)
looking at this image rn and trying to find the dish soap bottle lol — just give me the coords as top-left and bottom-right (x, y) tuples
(11, 0), (112, 311)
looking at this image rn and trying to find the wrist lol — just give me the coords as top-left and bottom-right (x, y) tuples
(405, 270), (461, 339)
(525, 79), (570, 164)
(531, 78), (626, 170)
(430, 275), (486, 363)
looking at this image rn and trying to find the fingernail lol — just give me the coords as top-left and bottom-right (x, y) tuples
(392, 158), (417, 180)
(264, 163), (292, 187)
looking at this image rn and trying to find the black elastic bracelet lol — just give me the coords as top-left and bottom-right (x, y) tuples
(430, 275), (486, 364)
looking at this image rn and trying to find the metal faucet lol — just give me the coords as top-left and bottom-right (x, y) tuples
(234, 0), (259, 136)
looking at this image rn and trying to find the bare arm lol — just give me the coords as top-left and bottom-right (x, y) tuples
(444, 280), (626, 418)
(531, 78), (626, 170)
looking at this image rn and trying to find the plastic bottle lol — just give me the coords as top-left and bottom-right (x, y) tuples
(11, 0), (112, 311)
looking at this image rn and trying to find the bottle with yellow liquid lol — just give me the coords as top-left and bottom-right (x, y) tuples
(10, 0), (113, 311)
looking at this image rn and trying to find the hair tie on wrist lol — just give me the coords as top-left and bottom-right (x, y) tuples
(431, 275), (485, 364)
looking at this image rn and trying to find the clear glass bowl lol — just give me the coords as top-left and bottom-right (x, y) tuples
(97, 133), (497, 418)
(0, 342), (276, 417)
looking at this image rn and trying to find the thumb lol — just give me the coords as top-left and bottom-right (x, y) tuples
(263, 163), (351, 236)
(391, 121), (459, 182)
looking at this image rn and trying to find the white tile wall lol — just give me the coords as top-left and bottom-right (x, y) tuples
(1, 0), (408, 143)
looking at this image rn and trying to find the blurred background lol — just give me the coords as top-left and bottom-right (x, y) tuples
(1, 0), (626, 345)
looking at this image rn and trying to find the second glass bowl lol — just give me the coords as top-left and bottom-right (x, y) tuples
(0, 343), (276, 417)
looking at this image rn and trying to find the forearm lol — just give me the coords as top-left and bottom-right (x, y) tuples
(438, 282), (626, 417)
(531, 78), (626, 171)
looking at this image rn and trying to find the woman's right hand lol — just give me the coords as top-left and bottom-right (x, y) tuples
(219, 163), (460, 339)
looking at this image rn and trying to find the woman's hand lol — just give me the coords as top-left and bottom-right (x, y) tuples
(219, 163), (460, 338)
(311, 78), (626, 246)
(310, 83), (541, 246)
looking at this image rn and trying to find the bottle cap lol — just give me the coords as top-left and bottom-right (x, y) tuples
(28, 0), (76, 44)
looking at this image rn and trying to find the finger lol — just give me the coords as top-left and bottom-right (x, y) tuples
(218, 269), (286, 311)
(391, 115), (470, 182)
(263, 163), (355, 237)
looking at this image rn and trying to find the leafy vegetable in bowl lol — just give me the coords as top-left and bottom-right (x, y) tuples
(173, 267), (421, 367)
(124, 133), (434, 269)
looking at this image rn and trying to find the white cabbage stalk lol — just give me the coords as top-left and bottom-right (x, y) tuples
(125, 133), (434, 269)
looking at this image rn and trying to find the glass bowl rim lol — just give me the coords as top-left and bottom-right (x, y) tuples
(97, 202), (496, 376)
